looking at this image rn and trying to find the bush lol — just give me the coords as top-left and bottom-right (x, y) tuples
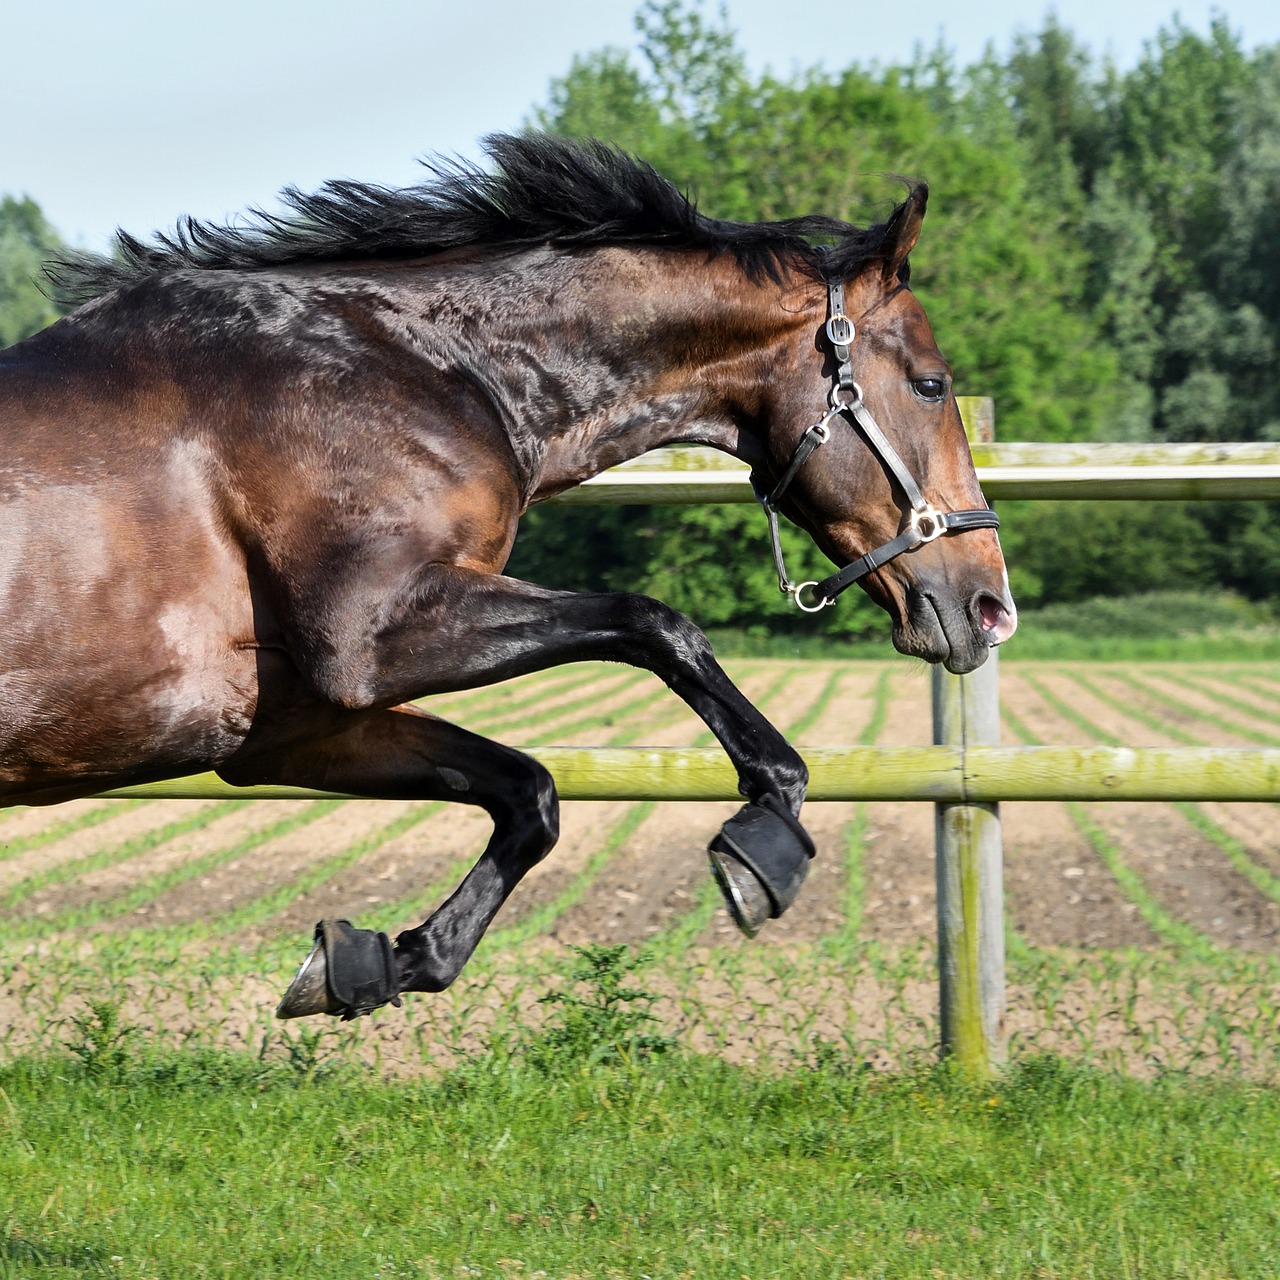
(1020, 589), (1276, 640)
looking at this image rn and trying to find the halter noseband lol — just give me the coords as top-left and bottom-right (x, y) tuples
(754, 280), (1001, 612)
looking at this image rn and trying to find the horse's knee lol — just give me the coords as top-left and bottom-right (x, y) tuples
(495, 751), (559, 864)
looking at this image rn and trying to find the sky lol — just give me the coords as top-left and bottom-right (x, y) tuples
(4, 0), (1279, 252)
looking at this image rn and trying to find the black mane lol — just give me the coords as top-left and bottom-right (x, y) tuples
(49, 134), (915, 301)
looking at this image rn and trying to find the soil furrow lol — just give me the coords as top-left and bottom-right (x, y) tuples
(87, 799), (416, 933)
(1051, 669), (1280, 881)
(0, 799), (114, 848)
(5, 801), (315, 923)
(1000, 670), (1157, 948)
(839, 666), (937, 946)
(1122, 671), (1280, 743)
(1035, 671), (1280, 951)
(0, 801), (233, 898)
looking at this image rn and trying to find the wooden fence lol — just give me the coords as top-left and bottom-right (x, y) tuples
(96, 400), (1280, 1075)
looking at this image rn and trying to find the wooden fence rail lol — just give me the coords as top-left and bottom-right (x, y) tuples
(102, 745), (1280, 804)
(552, 432), (1280, 506)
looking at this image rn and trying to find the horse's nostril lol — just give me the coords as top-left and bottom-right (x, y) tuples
(975, 592), (1017, 644)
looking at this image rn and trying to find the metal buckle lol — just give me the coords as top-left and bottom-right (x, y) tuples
(825, 314), (855, 346)
(790, 581), (833, 613)
(908, 505), (947, 544)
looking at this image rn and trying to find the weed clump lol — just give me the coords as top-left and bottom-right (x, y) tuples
(57, 995), (362, 1090)
(65, 998), (137, 1083)
(508, 944), (674, 1074)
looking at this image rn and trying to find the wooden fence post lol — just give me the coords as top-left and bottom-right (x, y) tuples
(934, 397), (1006, 1075)
(932, 657), (1005, 1073)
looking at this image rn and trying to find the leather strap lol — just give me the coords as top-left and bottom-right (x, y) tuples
(812, 508), (999, 603)
(845, 394), (929, 513)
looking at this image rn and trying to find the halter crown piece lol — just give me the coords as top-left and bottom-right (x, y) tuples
(753, 280), (1001, 612)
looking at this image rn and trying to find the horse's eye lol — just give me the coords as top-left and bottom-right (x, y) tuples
(912, 378), (947, 401)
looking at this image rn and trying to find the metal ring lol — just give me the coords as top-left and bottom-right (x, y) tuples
(829, 380), (863, 410)
(791, 581), (833, 613)
(909, 505), (946, 544)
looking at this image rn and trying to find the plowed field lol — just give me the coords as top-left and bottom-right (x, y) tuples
(3, 659), (1278, 1076)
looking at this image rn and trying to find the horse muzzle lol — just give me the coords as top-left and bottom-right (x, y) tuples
(894, 582), (1017, 674)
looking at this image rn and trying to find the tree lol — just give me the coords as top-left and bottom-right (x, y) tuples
(519, 1), (1280, 617)
(0, 195), (65, 348)
(1005, 15), (1111, 201)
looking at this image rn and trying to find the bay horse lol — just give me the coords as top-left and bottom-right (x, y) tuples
(1, 135), (1015, 1019)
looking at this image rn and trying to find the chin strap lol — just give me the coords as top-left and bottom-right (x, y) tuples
(754, 280), (1000, 612)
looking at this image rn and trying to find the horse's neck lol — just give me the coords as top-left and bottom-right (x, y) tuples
(408, 247), (803, 505)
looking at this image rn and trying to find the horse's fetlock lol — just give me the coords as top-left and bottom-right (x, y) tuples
(393, 930), (459, 993)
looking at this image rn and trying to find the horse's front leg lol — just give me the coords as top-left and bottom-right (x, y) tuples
(293, 567), (814, 936)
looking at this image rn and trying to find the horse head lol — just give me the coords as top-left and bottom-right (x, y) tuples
(758, 185), (1016, 674)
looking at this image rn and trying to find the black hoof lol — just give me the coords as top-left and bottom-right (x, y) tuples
(277, 918), (402, 1021)
(707, 795), (815, 938)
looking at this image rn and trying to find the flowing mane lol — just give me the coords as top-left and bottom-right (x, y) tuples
(50, 134), (918, 301)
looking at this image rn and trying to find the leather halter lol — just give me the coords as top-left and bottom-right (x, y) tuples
(753, 279), (1001, 612)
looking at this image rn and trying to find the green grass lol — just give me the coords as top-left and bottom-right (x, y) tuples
(1007, 632), (1280, 661)
(3, 1023), (1279, 1279)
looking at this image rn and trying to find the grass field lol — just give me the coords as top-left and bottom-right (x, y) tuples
(4, 1010), (1280, 1279)
(2, 657), (1280, 1276)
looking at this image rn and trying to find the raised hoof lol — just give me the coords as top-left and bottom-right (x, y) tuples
(708, 844), (774, 938)
(276, 919), (402, 1021)
(707, 795), (816, 938)
(277, 935), (339, 1018)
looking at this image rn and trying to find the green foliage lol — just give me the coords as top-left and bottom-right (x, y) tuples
(63, 998), (138, 1083)
(1111, 18), (1249, 292)
(521, 943), (674, 1069)
(1022, 589), (1276, 640)
(637, 502), (883, 639)
(1004, 16), (1111, 198)
(0, 194), (65, 347)
(1221, 46), (1280, 328)
(998, 499), (1217, 605)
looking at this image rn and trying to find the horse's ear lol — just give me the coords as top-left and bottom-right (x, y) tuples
(880, 183), (928, 284)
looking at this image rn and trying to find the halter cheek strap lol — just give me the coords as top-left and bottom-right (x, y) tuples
(754, 280), (1000, 612)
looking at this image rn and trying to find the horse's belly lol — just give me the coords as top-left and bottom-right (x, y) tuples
(0, 640), (259, 797)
